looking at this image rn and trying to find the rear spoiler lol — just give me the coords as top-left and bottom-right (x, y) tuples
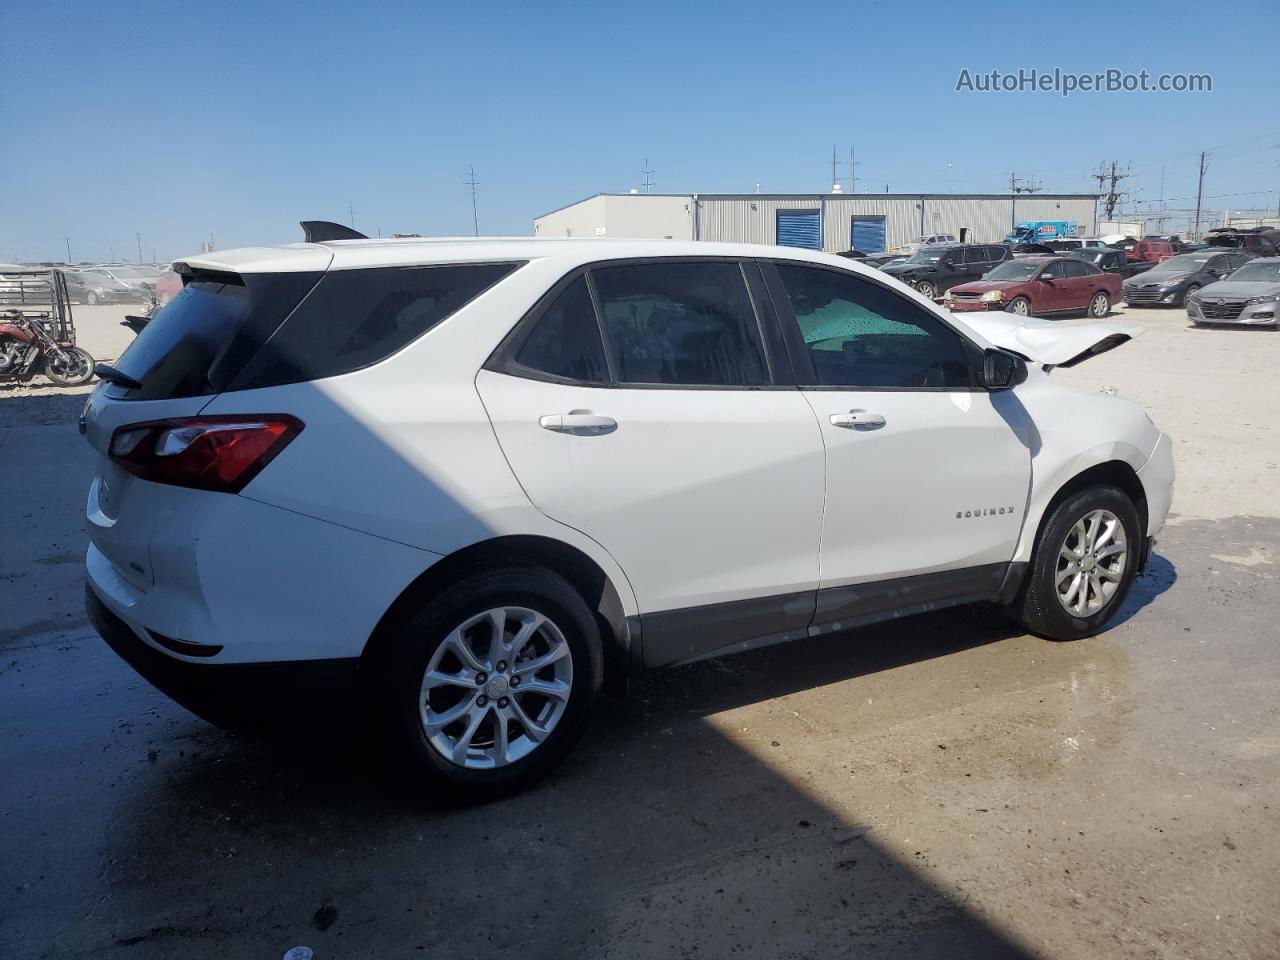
(301, 221), (369, 243)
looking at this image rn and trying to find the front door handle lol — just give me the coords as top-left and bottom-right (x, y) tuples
(829, 410), (886, 429)
(539, 411), (617, 435)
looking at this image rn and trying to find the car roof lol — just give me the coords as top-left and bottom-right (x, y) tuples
(175, 237), (882, 275)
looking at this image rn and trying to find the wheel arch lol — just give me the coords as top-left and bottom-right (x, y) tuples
(361, 534), (636, 696)
(1016, 459), (1148, 567)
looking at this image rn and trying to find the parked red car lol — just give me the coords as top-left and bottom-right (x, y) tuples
(943, 256), (1121, 318)
(152, 268), (182, 307)
(1127, 239), (1176, 263)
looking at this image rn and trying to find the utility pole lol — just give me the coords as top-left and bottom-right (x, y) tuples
(1009, 171), (1042, 230)
(466, 165), (480, 237)
(641, 158), (655, 193)
(65, 237), (71, 263)
(831, 146), (838, 190)
(848, 146), (859, 195)
(348, 201), (355, 230)
(1092, 161), (1130, 222)
(135, 233), (143, 264)
(1193, 152), (1207, 240)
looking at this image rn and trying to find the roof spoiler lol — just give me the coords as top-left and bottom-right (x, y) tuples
(301, 221), (369, 243)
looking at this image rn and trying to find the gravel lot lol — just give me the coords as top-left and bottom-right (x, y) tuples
(1, 302), (1277, 959)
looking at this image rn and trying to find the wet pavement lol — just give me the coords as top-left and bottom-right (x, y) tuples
(2, 307), (1278, 959)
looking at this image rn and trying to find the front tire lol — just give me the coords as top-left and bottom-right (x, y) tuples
(1007, 296), (1032, 317)
(85, 291), (98, 305)
(1181, 283), (1200, 307)
(1014, 486), (1142, 641)
(44, 346), (94, 386)
(383, 566), (603, 802)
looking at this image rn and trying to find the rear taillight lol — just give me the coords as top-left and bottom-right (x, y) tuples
(108, 415), (303, 493)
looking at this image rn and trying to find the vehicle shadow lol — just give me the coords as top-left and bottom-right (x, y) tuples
(17, 603), (1085, 960)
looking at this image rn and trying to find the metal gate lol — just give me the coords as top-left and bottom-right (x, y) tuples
(850, 216), (887, 254)
(776, 209), (822, 250)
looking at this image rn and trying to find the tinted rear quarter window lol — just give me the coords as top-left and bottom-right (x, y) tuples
(231, 262), (521, 391)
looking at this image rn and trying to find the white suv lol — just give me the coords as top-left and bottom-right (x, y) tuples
(83, 229), (1173, 799)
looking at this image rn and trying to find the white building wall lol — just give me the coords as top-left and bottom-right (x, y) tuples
(602, 195), (693, 240)
(533, 196), (609, 238)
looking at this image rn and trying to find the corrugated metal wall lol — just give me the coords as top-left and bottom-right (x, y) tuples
(1009, 197), (1097, 236)
(821, 198), (921, 252)
(697, 197), (821, 246)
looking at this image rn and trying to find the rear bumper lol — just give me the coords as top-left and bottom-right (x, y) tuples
(86, 583), (358, 729)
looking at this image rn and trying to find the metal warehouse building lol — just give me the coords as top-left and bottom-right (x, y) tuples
(534, 192), (1099, 253)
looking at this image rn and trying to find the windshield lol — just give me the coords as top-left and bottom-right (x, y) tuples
(1227, 260), (1280, 282)
(1147, 254), (1210, 275)
(983, 261), (1041, 281)
(906, 250), (945, 264)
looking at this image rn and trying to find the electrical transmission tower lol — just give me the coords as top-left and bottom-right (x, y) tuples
(1092, 162), (1131, 221)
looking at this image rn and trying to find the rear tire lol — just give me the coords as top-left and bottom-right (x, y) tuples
(44, 347), (94, 386)
(85, 291), (98, 305)
(1088, 292), (1110, 317)
(1014, 486), (1142, 641)
(914, 280), (937, 299)
(382, 566), (603, 803)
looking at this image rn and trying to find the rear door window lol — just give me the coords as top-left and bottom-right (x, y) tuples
(589, 261), (769, 387)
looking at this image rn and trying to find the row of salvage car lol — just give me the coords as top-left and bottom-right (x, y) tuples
(841, 227), (1279, 326)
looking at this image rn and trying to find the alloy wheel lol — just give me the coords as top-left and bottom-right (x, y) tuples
(915, 281), (936, 298)
(1055, 509), (1128, 617)
(1010, 298), (1031, 316)
(1090, 293), (1109, 317)
(419, 606), (573, 769)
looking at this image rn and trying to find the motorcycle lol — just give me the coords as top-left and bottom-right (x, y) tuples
(0, 310), (96, 386)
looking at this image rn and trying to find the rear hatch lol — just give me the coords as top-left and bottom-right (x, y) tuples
(83, 257), (329, 590)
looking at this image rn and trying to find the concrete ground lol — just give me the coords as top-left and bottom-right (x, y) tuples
(1, 302), (1277, 959)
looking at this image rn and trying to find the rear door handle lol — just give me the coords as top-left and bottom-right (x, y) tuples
(539, 412), (617, 435)
(829, 410), (886, 429)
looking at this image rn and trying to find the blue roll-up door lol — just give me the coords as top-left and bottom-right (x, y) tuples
(776, 209), (822, 249)
(851, 216), (887, 253)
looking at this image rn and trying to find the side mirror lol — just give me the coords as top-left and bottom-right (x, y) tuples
(1040, 276), (1056, 285)
(982, 348), (1028, 391)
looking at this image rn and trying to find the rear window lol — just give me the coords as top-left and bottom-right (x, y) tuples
(112, 262), (520, 399)
(112, 271), (321, 400)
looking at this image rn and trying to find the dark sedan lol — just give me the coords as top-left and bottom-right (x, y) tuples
(881, 243), (1012, 299)
(65, 269), (143, 305)
(1122, 250), (1255, 307)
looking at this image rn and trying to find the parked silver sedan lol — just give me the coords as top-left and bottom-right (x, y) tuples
(1188, 258), (1280, 327)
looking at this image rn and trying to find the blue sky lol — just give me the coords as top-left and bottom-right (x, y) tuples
(3, 0), (1276, 261)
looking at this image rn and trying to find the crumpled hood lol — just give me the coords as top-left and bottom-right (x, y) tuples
(948, 313), (1146, 368)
